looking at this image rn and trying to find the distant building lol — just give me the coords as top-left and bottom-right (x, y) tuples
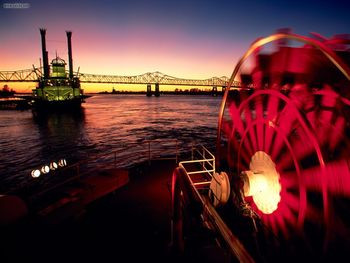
(0, 85), (15, 97)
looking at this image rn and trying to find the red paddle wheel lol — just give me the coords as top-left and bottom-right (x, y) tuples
(217, 31), (350, 261)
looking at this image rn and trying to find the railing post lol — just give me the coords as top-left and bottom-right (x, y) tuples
(76, 163), (80, 180)
(213, 155), (215, 175)
(114, 151), (117, 168)
(148, 141), (151, 165)
(202, 147), (205, 170)
(176, 140), (178, 164)
(191, 142), (194, 160)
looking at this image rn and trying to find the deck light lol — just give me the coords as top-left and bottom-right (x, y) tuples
(31, 169), (41, 178)
(30, 158), (67, 178)
(50, 161), (58, 170)
(58, 159), (67, 167)
(41, 165), (50, 174)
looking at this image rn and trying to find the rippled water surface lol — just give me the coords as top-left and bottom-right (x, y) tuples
(0, 94), (222, 191)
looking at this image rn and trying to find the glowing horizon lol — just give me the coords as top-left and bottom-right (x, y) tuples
(0, 81), (219, 94)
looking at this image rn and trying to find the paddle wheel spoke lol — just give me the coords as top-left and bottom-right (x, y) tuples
(254, 96), (265, 151)
(242, 105), (257, 154)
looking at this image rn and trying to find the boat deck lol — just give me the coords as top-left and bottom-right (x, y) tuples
(1, 159), (181, 263)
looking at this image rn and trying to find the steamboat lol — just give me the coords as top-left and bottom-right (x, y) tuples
(31, 29), (86, 110)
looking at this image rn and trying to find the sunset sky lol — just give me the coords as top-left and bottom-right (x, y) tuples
(1, 0), (350, 92)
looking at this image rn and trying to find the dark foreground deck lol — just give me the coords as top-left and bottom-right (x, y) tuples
(1, 160), (181, 263)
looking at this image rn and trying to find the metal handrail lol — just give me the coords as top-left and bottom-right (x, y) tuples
(179, 145), (215, 180)
(49, 139), (178, 175)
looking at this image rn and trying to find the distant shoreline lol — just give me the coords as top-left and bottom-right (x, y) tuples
(9, 91), (224, 96)
(93, 90), (223, 95)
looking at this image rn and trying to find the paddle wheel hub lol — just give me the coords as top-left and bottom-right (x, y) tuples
(241, 151), (281, 214)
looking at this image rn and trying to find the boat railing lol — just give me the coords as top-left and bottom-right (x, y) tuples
(179, 144), (215, 189)
(25, 139), (188, 203)
(71, 138), (180, 173)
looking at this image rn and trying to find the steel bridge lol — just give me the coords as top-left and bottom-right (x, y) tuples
(0, 68), (233, 87)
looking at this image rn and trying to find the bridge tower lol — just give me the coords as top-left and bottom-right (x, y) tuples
(212, 86), (218, 96)
(155, 83), (160, 97)
(222, 86), (226, 94)
(146, 84), (152, 96)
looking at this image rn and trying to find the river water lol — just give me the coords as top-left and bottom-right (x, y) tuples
(0, 94), (222, 193)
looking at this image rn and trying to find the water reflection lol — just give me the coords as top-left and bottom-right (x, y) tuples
(83, 95), (219, 151)
(32, 107), (91, 164)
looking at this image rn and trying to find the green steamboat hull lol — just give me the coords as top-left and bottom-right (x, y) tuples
(32, 85), (85, 111)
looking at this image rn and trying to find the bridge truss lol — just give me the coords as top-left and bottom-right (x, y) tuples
(0, 68), (233, 87)
(0, 68), (43, 82)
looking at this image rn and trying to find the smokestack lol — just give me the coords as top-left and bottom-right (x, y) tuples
(66, 31), (73, 79)
(40, 28), (50, 78)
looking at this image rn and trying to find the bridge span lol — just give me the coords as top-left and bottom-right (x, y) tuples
(0, 68), (237, 96)
(0, 68), (233, 86)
